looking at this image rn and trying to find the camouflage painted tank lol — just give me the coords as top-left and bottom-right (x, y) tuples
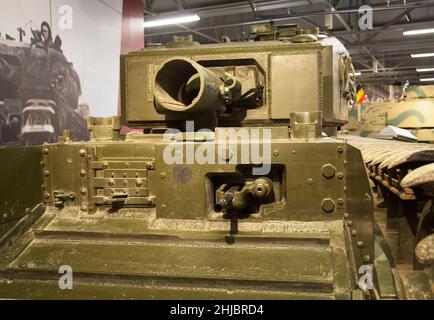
(0, 34), (88, 146)
(345, 85), (434, 143)
(0, 24), (432, 299)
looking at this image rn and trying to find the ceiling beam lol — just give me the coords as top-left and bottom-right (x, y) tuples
(144, 8), (219, 43)
(363, 8), (415, 42)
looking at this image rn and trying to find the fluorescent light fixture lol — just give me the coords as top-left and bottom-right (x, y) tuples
(411, 53), (434, 58)
(404, 28), (434, 36)
(143, 14), (200, 28)
(420, 78), (434, 82)
(417, 68), (434, 72)
(354, 72), (361, 76)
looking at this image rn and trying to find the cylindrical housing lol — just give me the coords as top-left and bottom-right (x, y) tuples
(154, 57), (223, 113)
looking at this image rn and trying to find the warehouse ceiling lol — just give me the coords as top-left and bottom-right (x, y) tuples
(143, 0), (434, 85)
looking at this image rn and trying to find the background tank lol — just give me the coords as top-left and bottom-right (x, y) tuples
(0, 33), (88, 146)
(344, 85), (434, 142)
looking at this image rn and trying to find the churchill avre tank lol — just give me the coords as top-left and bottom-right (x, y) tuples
(0, 23), (432, 299)
(0, 29), (88, 146)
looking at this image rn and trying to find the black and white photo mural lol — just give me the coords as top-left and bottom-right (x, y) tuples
(0, 0), (122, 145)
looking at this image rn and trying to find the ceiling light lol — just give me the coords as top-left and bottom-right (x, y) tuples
(143, 14), (200, 28)
(416, 68), (434, 72)
(403, 28), (434, 36)
(411, 53), (434, 58)
(420, 78), (434, 82)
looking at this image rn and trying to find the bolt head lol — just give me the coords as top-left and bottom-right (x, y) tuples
(321, 198), (336, 213)
(321, 164), (336, 178)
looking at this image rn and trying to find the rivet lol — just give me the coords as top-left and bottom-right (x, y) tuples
(351, 230), (357, 236)
(80, 188), (87, 196)
(66, 158), (72, 164)
(357, 241), (364, 248)
(321, 198), (335, 213)
(42, 148), (49, 155)
(102, 162), (109, 169)
(80, 205), (87, 212)
(146, 162), (154, 170)
(291, 150), (296, 155)
(25, 208), (30, 214)
(44, 192), (50, 199)
(364, 255), (371, 263)
(273, 150), (279, 156)
(41, 185), (46, 191)
(111, 172), (115, 177)
(123, 172), (127, 178)
(306, 178), (313, 185)
(337, 198), (344, 206)
(80, 169), (86, 177)
(337, 172), (344, 179)
(108, 179), (115, 187)
(343, 212), (349, 219)
(44, 170), (50, 177)
(79, 149), (86, 157)
(135, 178), (143, 187)
(347, 220), (353, 227)
(160, 172), (166, 179)
(337, 146), (344, 153)
(122, 179), (128, 187)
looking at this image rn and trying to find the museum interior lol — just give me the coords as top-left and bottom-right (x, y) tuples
(0, 0), (433, 301)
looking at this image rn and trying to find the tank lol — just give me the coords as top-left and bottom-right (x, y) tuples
(0, 33), (88, 146)
(345, 85), (434, 143)
(0, 24), (432, 299)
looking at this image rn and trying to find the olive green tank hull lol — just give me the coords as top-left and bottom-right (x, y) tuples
(0, 137), (375, 300)
(0, 207), (351, 299)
